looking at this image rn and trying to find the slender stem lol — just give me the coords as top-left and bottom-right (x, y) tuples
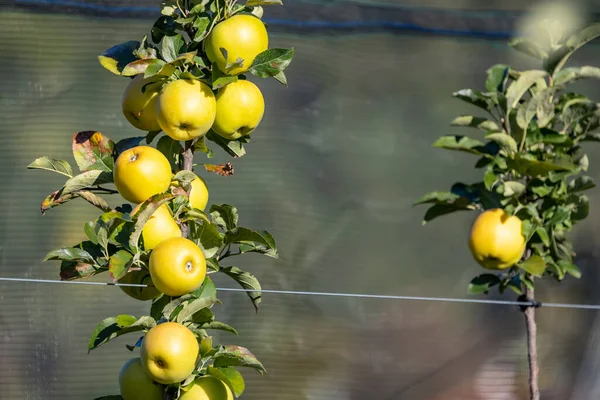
(524, 286), (540, 400)
(180, 140), (195, 238)
(90, 185), (118, 194)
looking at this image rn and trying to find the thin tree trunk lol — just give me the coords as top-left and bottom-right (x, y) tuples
(525, 286), (540, 400)
(180, 140), (195, 239)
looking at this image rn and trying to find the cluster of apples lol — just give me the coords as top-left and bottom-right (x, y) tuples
(109, 12), (273, 399)
(121, 13), (269, 143)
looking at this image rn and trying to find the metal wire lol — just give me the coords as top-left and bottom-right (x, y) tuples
(1, 276), (599, 310)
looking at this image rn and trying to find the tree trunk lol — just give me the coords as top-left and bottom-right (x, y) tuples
(525, 286), (540, 400)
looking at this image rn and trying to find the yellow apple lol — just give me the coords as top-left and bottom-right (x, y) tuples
(149, 237), (207, 296)
(155, 79), (216, 141)
(113, 146), (172, 204)
(212, 79), (265, 140)
(132, 203), (182, 250)
(189, 174), (209, 211)
(205, 14), (268, 75)
(121, 74), (162, 132)
(180, 376), (234, 400)
(119, 357), (164, 400)
(140, 322), (200, 385)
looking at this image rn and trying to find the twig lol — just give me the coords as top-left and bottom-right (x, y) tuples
(90, 185), (118, 194)
(180, 140), (195, 238)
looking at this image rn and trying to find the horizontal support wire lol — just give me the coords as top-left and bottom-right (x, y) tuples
(1, 276), (599, 310)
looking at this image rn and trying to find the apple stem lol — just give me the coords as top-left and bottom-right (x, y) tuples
(524, 286), (540, 400)
(181, 140), (195, 238)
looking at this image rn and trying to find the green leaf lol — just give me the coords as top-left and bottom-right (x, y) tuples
(468, 274), (501, 294)
(485, 132), (518, 153)
(502, 181), (526, 197)
(508, 154), (574, 177)
(213, 345), (266, 374)
(143, 60), (168, 79)
(246, 0), (282, 5)
(108, 250), (133, 281)
(517, 88), (556, 130)
(156, 135), (183, 171)
(554, 66), (600, 86)
(63, 170), (113, 195)
(44, 247), (95, 263)
(452, 89), (495, 111)
(273, 71), (287, 86)
(225, 227), (278, 258)
(422, 204), (471, 225)
(485, 64), (510, 92)
(558, 260), (581, 279)
(88, 315), (156, 352)
(150, 295), (172, 321)
(535, 226), (551, 247)
(211, 65), (238, 90)
(27, 156), (73, 178)
(568, 176), (595, 192)
(172, 170), (197, 192)
(193, 16), (211, 42)
(189, 220), (224, 259)
(160, 34), (185, 63)
(175, 296), (220, 324)
(450, 116), (499, 131)
(518, 255), (546, 277)
(220, 266), (262, 311)
(207, 366), (245, 397)
(249, 48), (294, 80)
(72, 131), (115, 173)
(547, 23), (600, 75)
(205, 130), (247, 158)
(210, 204), (239, 230)
(508, 38), (548, 60)
(199, 321), (238, 335)
(521, 220), (535, 241)
(194, 137), (215, 158)
(506, 70), (548, 111)
(414, 191), (461, 206)
(130, 193), (178, 250)
(98, 40), (140, 75)
(432, 135), (488, 156)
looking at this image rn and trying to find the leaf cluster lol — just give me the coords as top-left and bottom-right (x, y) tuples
(416, 22), (600, 295)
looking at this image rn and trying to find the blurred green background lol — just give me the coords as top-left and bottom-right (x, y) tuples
(2, 0), (600, 399)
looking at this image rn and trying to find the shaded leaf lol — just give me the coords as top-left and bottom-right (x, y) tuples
(27, 156), (73, 178)
(98, 40), (140, 75)
(485, 64), (510, 92)
(568, 176), (595, 192)
(189, 219), (224, 259)
(452, 89), (495, 111)
(210, 204), (239, 230)
(468, 274), (501, 294)
(422, 204), (471, 225)
(200, 321), (238, 335)
(108, 250), (133, 281)
(213, 345), (266, 374)
(59, 260), (103, 281)
(547, 23), (600, 74)
(225, 228), (278, 258)
(77, 191), (112, 212)
(485, 132), (518, 153)
(220, 266), (262, 311)
(432, 135), (488, 156)
(502, 181), (526, 197)
(205, 130), (247, 158)
(558, 260), (581, 279)
(88, 315), (155, 352)
(156, 135), (183, 171)
(176, 296), (220, 324)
